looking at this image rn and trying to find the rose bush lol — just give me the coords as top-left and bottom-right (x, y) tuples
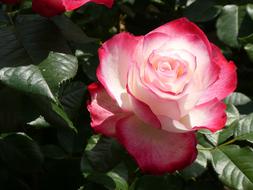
(32, 0), (114, 17)
(87, 18), (237, 174)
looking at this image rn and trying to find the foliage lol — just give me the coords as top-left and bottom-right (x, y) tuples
(0, 0), (253, 189)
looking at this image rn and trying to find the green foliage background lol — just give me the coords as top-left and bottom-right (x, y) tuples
(0, 0), (253, 189)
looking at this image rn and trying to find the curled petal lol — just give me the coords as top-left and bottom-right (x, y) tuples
(183, 99), (227, 132)
(198, 44), (237, 105)
(87, 82), (130, 137)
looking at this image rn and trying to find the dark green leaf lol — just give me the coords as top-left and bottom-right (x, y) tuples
(57, 126), (85, 153)
(0, 133), (44, 173)
(183, 0), (221, 22)
(0, 15), (71, 68)
(42, 144), (66, 159)
(226, 103), (240, 126)
(246, 4), (253, 20)
(244, 43), (253, 62)
(52, 15), (96, 44)
(211, 145), (253, 190)
(134, 175), (184, 190)
(224, 92), (251, 106)
(180, 149), (208, 179)
(0, 52), (78, 103)
(39, 52), (78, 94)
(59, 81), (86, 118)
(0, 65), (56, 101)
(85, 137), (124, 173)
(27, 115), (50, 128)
(234, 113), (253, 143)
(216, 5), (242, 47)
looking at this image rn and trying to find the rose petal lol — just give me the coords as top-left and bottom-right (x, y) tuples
(32, 0), (65, 17)
(198, 44), (237, 105)
(97, 32), (141, 110)
(128, 63), (181, 120)
(127, 87), (161, 128)
(63, 0), (113, 11)
(87, 82), (130, 137)
(182, 98), (227, 132)
(116, 115), (197, 174)
(32, 0), (113, 17)
(150, 18), (211, 56)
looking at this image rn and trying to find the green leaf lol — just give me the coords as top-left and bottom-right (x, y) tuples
(51, 15), (96, 44)
(107, 171), (128, 190)
(52, 103), (76, 132)
(87, 173), (116, 190)
(239, 34), (253, 45)
(0, 10), (9, 28)
(0, 15), (71, 68)
(84, 137), (124, 173)
(75, 42), (100, 81)
(246, 4), (253, 20)
(134, 175), (184, 190)
(83, 162), (129, 190)
(183, 0), (221, 22)
(224, 92), (251, 106)
(0, 65), (56, 101)
(57, 124), (86, 153)
(39, 52), (78, 95)
(216, 5), (243, 47)
(226, 103), (240, 126)
(59, 81), (86, 119)
(180, 149), (208, 179)
(216, 124), (236, 145)
(245, 43), (253, 62)
(41, 144), (66, 159)
(211, 145), (253, 190)
(27, 115), (50, 128)
(85, 135), (101, 151)
(0, 133), (44, 173)
(202, 124), (236, 146)
(0, 52), (78, 102)
(234, 113), (253, 143)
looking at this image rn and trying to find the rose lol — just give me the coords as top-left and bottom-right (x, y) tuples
(32, 0), (113, 17)
(87, 18), (237, 174)
(0, 0), (21, 4)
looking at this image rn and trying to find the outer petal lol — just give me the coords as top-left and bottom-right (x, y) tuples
(182, 99), (227, 132)
(97, 32), (141, 110)
(116, 115), (197, 174)
(32, 0), (65, 17)
(198, 44), (237, 105)
(63, 0), (113, 11)
(87, 82), (130, 137)
(150, 17), (211, 55)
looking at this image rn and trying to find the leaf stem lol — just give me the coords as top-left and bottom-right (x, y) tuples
(218, 138), (237, 148)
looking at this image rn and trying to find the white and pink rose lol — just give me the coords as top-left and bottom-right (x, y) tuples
(87, 18), (237, 174)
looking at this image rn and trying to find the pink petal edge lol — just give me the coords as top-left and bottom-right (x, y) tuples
(116, 115), (197, 174)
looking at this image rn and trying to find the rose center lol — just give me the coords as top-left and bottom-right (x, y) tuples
(141, 49), (196, 96)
